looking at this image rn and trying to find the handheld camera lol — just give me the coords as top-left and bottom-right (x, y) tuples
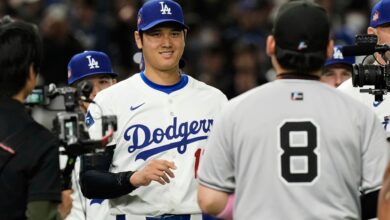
(342, 34), (390, 101)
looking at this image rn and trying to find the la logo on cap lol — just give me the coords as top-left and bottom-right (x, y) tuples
(86, 55), (99, 69)
(160, 2), (172, 15)
(333, 47), (344, 59)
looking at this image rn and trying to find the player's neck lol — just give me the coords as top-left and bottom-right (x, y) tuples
(143, 67), (181, 86)
(275, 70), (321, 80)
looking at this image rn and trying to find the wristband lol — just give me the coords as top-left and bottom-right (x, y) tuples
(216, 194), (234, 220)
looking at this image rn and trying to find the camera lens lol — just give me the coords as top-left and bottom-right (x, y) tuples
(352, 64), (383, 87)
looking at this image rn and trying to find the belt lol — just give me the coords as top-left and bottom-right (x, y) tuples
(116, 213), (217, 220)
(146, 214), (191, 220)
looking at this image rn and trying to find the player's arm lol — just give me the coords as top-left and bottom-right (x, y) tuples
(360, 110), (390, 219)
(378, 162), (390, 220)
(79, 153), (177, 199)
(80, 169), (136, 199)
(197, 102), (236, 219)
(198, 184), (233, 219)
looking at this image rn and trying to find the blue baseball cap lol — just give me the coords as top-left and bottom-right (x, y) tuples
(137, 0), (188, 32)
(325, 45), (355, 67)
(67, 51), (117, 85)
(370, 0), (390, 28)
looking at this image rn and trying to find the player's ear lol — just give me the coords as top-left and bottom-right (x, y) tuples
(367, 27), (376, 35)
(266, 35), (276, 56)
(134, 31), (143, 49)
(326, 39), (334, 59)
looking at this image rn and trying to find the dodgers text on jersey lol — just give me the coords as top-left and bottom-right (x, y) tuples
(124, 117), (214, 161)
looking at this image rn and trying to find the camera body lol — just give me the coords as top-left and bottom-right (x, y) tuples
(348, 34), (390, 101)
(26, 80), (117, 189)
(25, 86), (50, 105)
(41, 83), (117, 155)
(26, 82), (117, 189)
(52, 111), (83, 147)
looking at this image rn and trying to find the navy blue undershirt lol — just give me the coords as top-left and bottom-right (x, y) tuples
(140, 71), (188, 94)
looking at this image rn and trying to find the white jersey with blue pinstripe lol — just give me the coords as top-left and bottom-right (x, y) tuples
(87, 72), (227, 216)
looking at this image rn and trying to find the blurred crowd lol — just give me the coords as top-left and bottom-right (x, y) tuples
(0, 0), (379, 99)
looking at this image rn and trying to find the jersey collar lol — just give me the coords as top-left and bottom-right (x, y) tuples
(140, 71), (189, 94)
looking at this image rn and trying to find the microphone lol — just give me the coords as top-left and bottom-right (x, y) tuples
(341, 44), (390, 56)
(47, 83), (58, 98)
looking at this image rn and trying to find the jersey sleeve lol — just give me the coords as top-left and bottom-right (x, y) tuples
(360, 108), (390, 194)
(198, 104), (235, 193)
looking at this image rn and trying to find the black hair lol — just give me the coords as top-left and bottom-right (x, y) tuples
(275, 46), (327, 73)
(0, 16), (43, 98)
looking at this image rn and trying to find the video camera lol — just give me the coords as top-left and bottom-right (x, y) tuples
(26, 81), (117, 189)
(342, 34), (390, 101)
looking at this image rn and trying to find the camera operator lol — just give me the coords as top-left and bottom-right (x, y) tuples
(339, 0), (390, 135)
(63, 51), (117, 220)
(0, 16), (62, 220)
(338, 0), (390, 219)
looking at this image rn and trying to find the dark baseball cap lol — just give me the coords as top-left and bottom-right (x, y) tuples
(273, 0), (330, 53)
(137, 0), (188, 32)
(370, 0), (390, 28)
(68, 51), (117, 85)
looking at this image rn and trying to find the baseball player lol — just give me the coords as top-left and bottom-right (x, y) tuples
(197, 1), (389, 219)
(320, 45), (355, 87)
(338, 0), (390, 137)
(64, 51), (117, 220)
(80, 0), (227, 220)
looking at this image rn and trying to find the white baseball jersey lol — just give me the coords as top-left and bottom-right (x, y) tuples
(65, 158), (115, 220)
(87, 72), (227, 217)
(338, 78), (390, 136)
(198, 79), (389, 220)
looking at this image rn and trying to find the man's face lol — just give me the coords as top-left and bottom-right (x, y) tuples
(368, 24), (390, 63)
(135, 23), (186, 73)
(375, 25), (390, 45)
(321, 64), (352, 87)
(76, 75), (116, 112)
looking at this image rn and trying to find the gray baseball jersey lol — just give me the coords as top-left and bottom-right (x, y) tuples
(87, 72), (227, 217)
(198, 79), (389, 220)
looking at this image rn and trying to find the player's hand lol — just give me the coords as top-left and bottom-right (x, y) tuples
(58, 189), (73, 219)
(379, 163), (390, 220)
(130, 159), (176, 187)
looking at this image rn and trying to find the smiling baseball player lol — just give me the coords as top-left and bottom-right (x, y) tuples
(79, 1), (227, 220)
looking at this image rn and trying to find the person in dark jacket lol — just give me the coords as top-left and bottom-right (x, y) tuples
(0, 15), (61, 220)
